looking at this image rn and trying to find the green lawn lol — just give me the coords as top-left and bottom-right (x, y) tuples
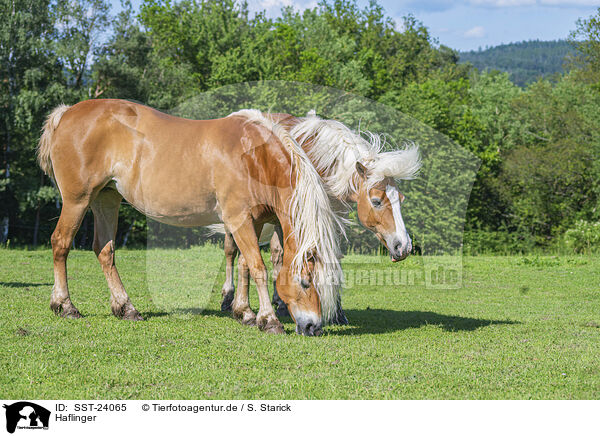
(1, 247), (599, 399)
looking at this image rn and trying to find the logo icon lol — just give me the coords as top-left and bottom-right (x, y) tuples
(3, 402), (50, 433)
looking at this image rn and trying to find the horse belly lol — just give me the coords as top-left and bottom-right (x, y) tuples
(112, 175), (222, 228)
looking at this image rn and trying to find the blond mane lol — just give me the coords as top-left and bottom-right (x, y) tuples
(229, 109), (345, 323)
(290, 113), (422, 198)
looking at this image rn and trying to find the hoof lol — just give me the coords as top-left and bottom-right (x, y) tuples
(258, 315), (285, 334)
(264, 323), (285, 334)
(330, 307), (349, 325)
(51, 302), (82, 319)
(275, 303), (290, 318)
(233, 310), (256, 326)
(241, 314), (256, 326)
(260, 320), (285, 335)
(221, 293), (234, 312)
(113, 302), (144, 321)
(122, 309), (144, 321)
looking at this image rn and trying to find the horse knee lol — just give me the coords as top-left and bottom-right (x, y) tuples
(51, 231), (70, 261)
(248, 264), (268, 285)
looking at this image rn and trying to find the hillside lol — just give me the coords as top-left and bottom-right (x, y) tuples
(459, 40), (574, 86)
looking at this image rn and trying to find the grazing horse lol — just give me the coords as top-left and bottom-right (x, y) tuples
(37, 99), (344, 336)
(218, 111), (421, 319)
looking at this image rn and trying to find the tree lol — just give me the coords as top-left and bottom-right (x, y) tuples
(569, 8), (600, 85)
(0, 0), (62, 244)
(53, 0), (110, 91)
(498, 75), (600, 242)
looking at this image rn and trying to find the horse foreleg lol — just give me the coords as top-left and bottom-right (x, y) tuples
(220, 230), (238, 312)
(50, 200), (90, 318)
(231, 221), (284, 334)
(91, 189), (142, 321)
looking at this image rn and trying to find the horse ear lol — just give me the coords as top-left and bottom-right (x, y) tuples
(356, 161), (368, 179)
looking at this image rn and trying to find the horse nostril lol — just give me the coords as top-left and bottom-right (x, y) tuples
(303, 322), (323, 336)
(393, 241), (402, 253)
(305, 323), (314, 336)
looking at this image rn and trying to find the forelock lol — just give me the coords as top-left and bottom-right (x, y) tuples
(365, 143), (421, 185)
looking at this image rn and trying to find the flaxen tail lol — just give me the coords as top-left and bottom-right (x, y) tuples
(37, 104), (71, 178)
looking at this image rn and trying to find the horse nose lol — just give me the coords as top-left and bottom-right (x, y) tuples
(391, 237), (410, 261)
(306, 322), (323, 336)
(298, 321), (323, 336)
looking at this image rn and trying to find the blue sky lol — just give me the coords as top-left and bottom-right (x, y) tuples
(113, 0), (600, 51)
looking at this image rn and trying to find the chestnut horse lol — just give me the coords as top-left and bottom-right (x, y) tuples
(217, 112), (421, 319)
(37, 99), (344, 336)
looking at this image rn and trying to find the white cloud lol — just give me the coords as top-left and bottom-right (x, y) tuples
(256, 0), (318, 13)
(464, 26), (486, 38)
(261, 0), (320, 9)
(260, 0), (293, 8)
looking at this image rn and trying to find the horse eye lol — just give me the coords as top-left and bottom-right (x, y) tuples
(371, 197), (382, 208)
(300, 278), (310, 289)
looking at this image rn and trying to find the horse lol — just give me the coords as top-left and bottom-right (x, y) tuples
(37, 99), (345, 336)
(217, 111), (421, 320)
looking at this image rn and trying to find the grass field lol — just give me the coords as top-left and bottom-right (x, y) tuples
(1, 246), (599, 399)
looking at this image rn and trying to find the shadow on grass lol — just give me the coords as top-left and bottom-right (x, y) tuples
(329, 309), (517, 335)
(0, 282), (52, 288)
(143, 307), (516, 336)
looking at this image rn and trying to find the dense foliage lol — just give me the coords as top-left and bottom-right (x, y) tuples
(1, 0), (599, 254)
(459, 40), (574, 86)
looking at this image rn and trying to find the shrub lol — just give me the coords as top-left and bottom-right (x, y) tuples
(564, 220), (600, 253)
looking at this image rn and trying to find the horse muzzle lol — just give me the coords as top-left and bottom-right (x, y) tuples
(388, 234), (412, 262)
(293, 312), (323, 336)
(296, 323), (323, 336)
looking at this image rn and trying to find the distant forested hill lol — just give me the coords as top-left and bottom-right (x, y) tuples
(459, 40), (574, 86)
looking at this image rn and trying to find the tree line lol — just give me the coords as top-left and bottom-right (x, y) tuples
(1, 0), (599, 254)
(459, 40), (574, 86)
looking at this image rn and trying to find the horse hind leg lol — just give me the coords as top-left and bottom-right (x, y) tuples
(91, 189), (143, 321)
(50, 200), (91, 318)
(269, 227), (290, 318)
